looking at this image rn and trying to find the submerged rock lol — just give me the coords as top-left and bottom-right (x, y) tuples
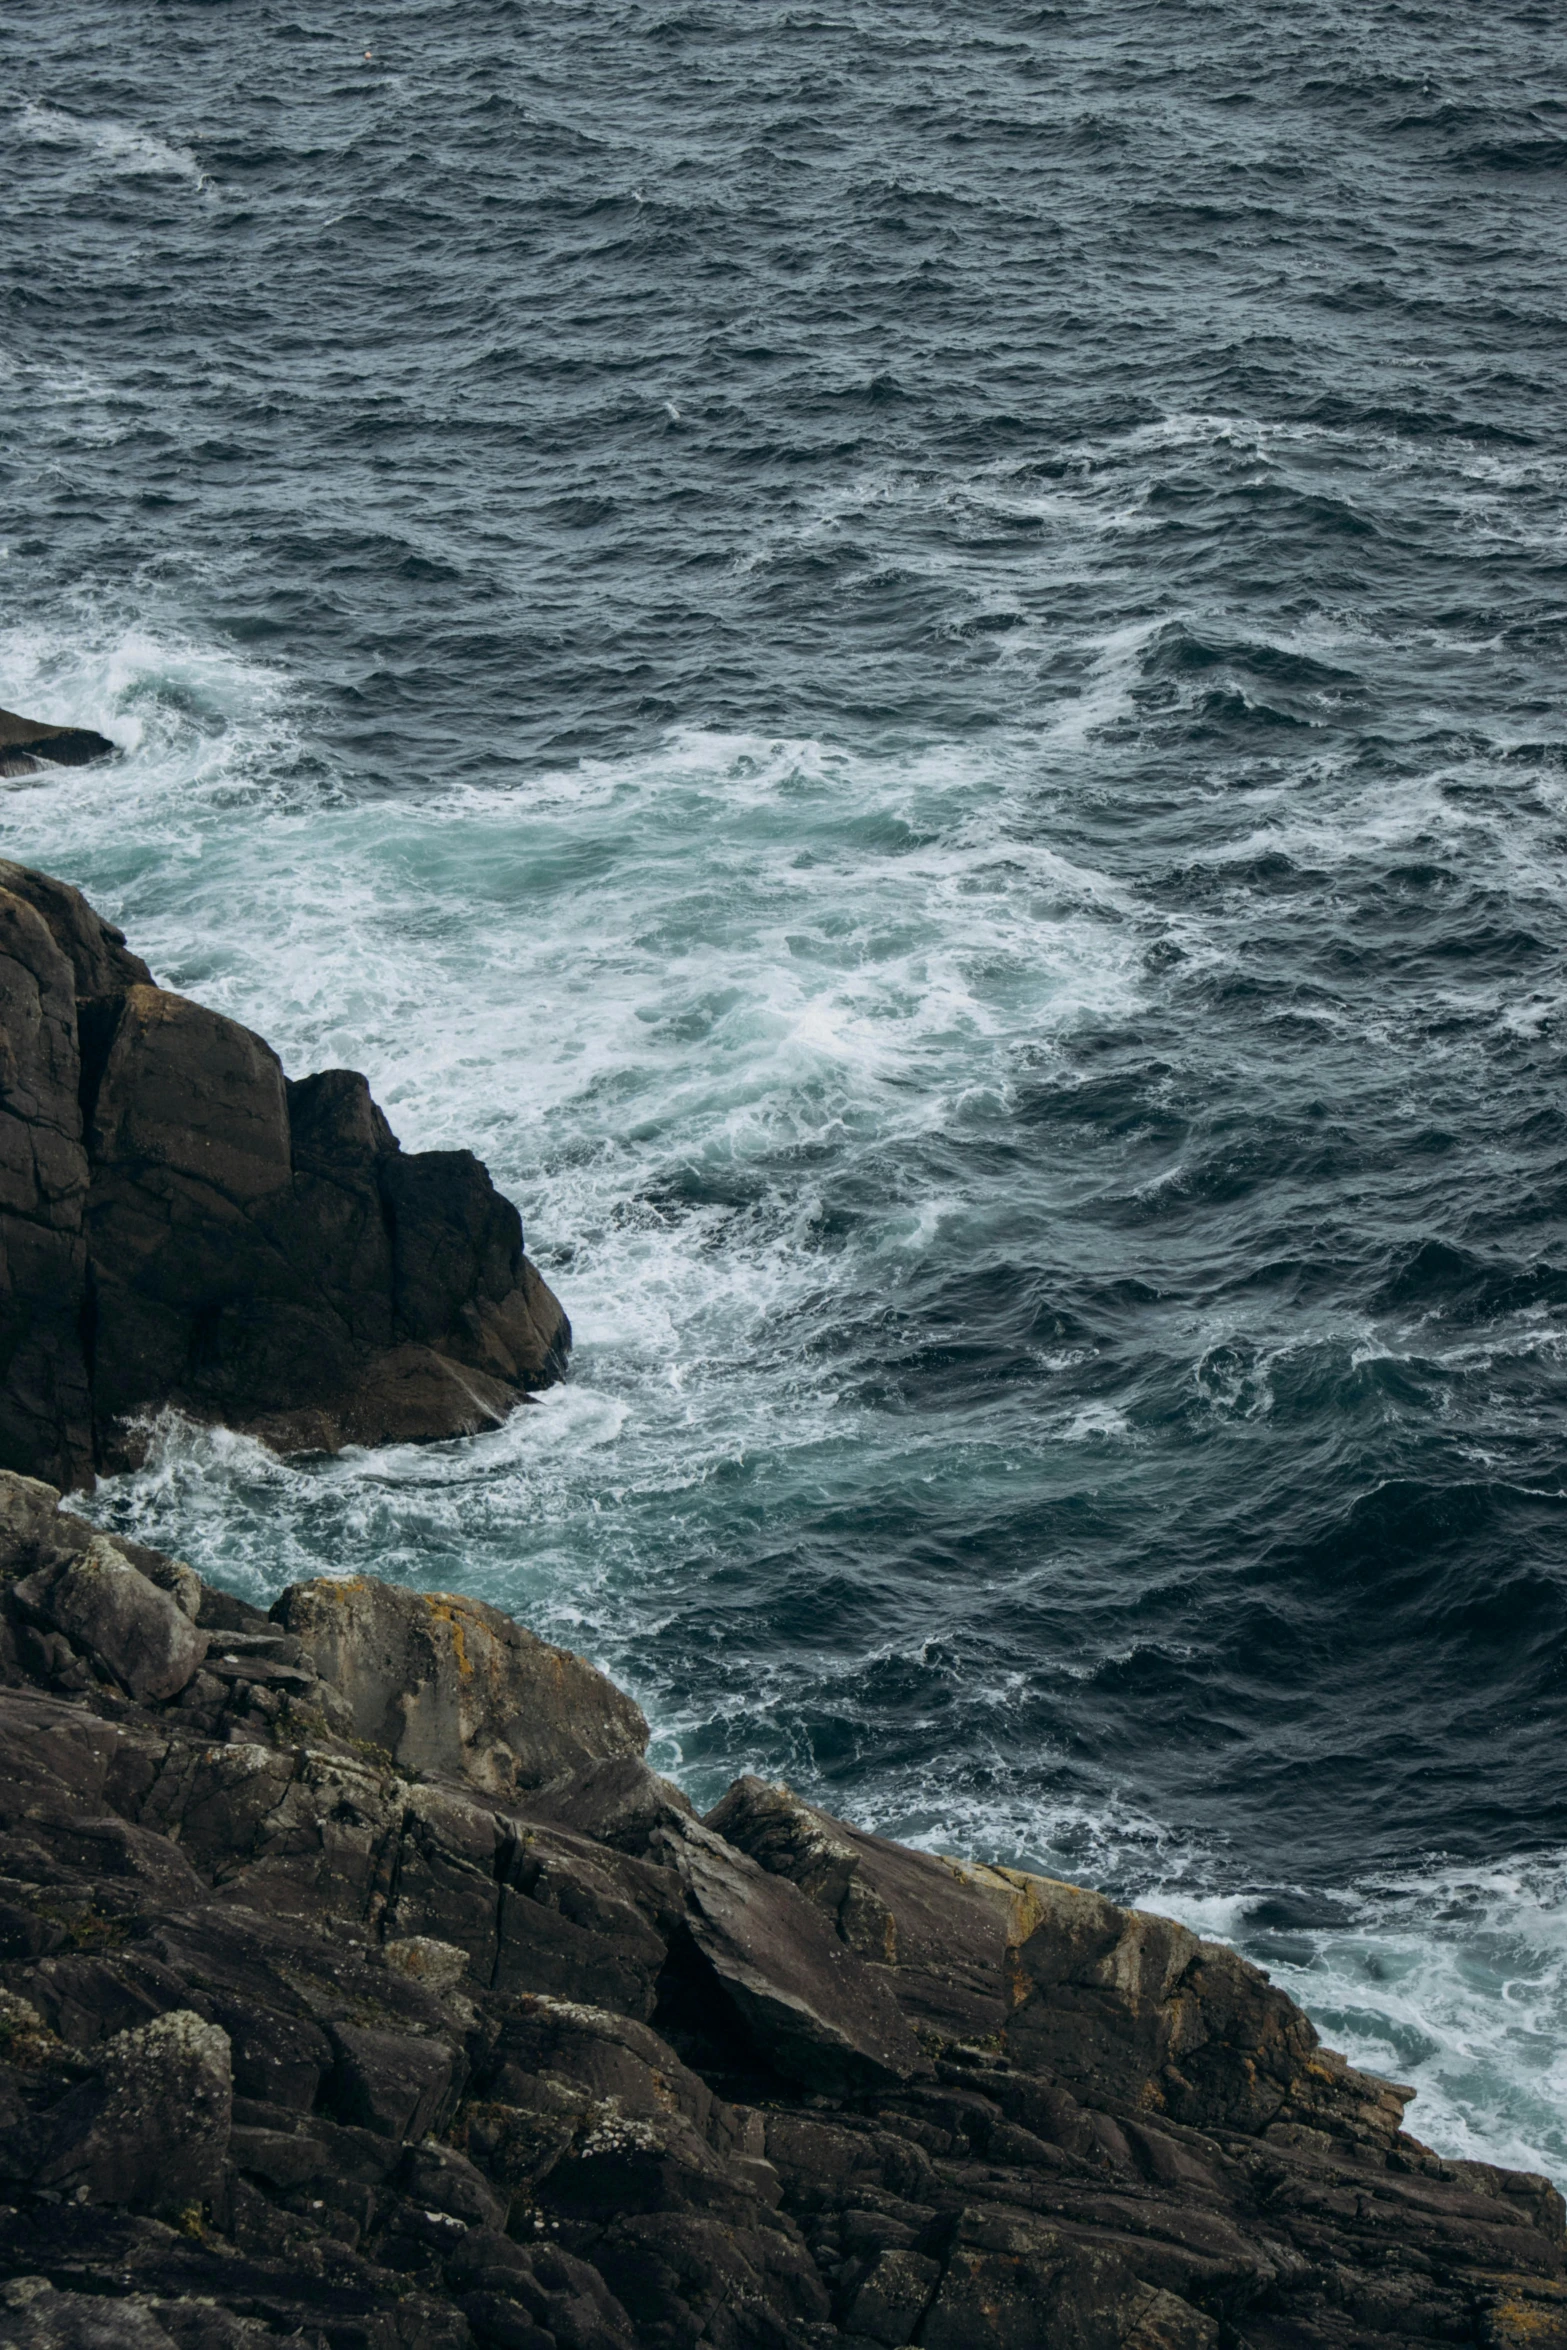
(0, 1472), (1561, 2349)
(0, 860), (569, 1487)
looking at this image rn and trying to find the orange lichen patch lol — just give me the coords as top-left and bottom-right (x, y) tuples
(1482, 2289), (1567, 2346)
(424, 1594), (475, 1678)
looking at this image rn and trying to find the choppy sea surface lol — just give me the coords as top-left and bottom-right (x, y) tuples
(5, 0), (1567, 2176)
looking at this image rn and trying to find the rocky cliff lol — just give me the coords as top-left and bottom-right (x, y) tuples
(0, 1479), (1562, 2350)
(0, 860), (569, 1489)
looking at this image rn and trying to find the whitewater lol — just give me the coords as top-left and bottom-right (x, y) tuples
(4, 0), (1566, 2181)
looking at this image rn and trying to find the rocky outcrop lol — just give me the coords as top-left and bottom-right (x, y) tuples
(0, 706), (116, 779)
(0, 1478), (1561, 2350)
(0, 861), (569, 1489)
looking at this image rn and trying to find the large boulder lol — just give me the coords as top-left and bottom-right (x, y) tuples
(658, 1817), (925, 2094)
(273, 1575), (648, 1797)
(0, 860), (570, 1485)
(12, 1537), (207, 1703)
(707, 1775), (1415, 2144)
(0, 887), (96, 1490)
(706, 1773), (1014, 2043)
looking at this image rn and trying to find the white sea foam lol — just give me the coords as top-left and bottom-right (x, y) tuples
(0, 634), (1146, 1487)
(1161, 1857), (1567, 2179)
(18, 101), (212, 193)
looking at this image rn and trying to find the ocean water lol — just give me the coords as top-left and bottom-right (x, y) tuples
(5, 0), (1567, 2178)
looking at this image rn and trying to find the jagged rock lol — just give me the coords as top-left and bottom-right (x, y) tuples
(326, 2021), (461, 2141)
(0, 708), (115, 778)
(911, 2210), (1175, 2350)
(0, 1471), (1562, 2350)
(0, 861), (569, 1488)
(273, 1575), (648, 1797)
(525, 1755), (697, 1856)
(0, 888), (96, 1491)
(659, 1818), (925, 2095)
(706, 1775), (1011, 2042)
(493, 1821), (675, 2018)
(706, 1775), (1411, 2145)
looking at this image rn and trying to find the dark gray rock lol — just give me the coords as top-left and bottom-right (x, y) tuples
(706, 1774), (1415, 2149)
(401, 2141), (507, 2230)
(706, 1774), (1012, 2044)
(0, 709), (115, 775)
(36, 2009), (232, 2214)
(13, 1540), (207, 1703)
(0, 2277), (184, 2350)
(524, 1756), (696, 1857)
(325, 2022), (461, 2141)
(0, 888), (96, 1491)
(0, 861), (570, 1487)
(493, 1824), (674, 2019)
(659, 1818), (925, 2095)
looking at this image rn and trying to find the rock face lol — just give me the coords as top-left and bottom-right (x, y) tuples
(0, 706), (116, 778)
(0, 1479), (1562, 2350)
(0, 860), (569, 1488)
(273, 1578), (649, 1800)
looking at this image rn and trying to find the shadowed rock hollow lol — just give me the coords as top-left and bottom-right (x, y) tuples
(0, 859), (570, 1488)
(0, 1473), (1562, 2350)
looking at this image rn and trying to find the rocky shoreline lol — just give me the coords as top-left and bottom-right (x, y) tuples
(0, 1478), (1562, 2350)
(0, 839), (1562, 2348)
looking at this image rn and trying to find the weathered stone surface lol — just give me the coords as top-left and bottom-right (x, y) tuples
(0, 865), (149, 1014)
(36, 2009), (233, 2213)
(706, 1774), (1012, 2043)
(527, 1755), (697, 1856)
(711, 1775), (1415, 2150)
(326, 2021), (461, 2141)
(274, 1575), (647, 1797)
(0, 862), (570, 1486)
(0, 1470), (1561, 2350)
(660, 1818), (926, 2094)
(0, 888), (95, 1491)
(14, 1538), (207, 1702)
(493, 1822), (675, 2018)
(0, 2277), (189, 2349)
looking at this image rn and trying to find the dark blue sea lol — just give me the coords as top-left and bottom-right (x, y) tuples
(5, 0), (1566, 2172)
